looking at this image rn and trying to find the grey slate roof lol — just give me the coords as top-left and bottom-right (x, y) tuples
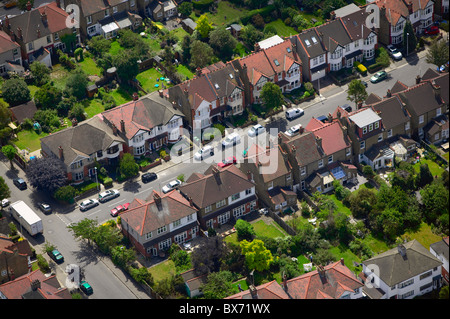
(430, 238), (449, 263)
(363, 240), (443, 286)
(370, 96), (410, 130)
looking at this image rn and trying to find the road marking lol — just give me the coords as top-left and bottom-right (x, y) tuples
(108, 199), (125, 207)
(138, 187), (153, 195)
(86, 209), (101, 217)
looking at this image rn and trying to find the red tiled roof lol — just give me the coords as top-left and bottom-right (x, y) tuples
(225, 280), (290, 299)
(307, 120), (351, 156)
(286, 260), (363, 299)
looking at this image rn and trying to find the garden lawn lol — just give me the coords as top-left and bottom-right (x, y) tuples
(329, 244), (362, 274)
(148, 259), (177, 283)
(15, 129), (49, 152)
(201, 1), (249, 26)
(265, 19), (298, 37)
(252, 220), (287, 238)
(49, 64), (70, 90)
(413, 158), (446, 177)
(176, 64), (194, 80)
(77, 57), (102, 77)
(231, 279), (249, 294)
(401, 222), (442, 249)
(329, 194), (352, 216)
(136, 68), (172, 93)
(109, 40), (124, 56)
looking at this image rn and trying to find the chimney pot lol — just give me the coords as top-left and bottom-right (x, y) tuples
(26, 1), (32, 11)
(340, 258), (344, 266)
(120, 119), (125, 132)
(249, 285), (258, 299)
(132, 92), (139, 101)
(58, 146), (64, 159)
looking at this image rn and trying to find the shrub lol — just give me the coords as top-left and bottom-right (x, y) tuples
(304, 82), (314, 94)
(54, 185), (78, 203)
(367, 63), (383, 73)
(36, 254), (51, 273)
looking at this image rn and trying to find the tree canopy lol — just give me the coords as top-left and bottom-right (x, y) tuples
(240, 239), (273, 272)
(26, 156), (67, 194)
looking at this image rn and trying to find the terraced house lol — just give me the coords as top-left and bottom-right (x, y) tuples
(0, 31), (22, 75)
(120, 190), (199, 257)
(1, 1), (80, 65)
(178, 165), (257, 230)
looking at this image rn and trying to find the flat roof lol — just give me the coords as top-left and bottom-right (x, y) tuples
(348, 108), (381, 128)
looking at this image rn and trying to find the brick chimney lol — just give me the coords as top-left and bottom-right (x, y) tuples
(188, 196), (193, 207)
(4, 15), (9, 29)
(112, 123), (118, 135)
(212, 166), (222, 185)
(56, 0), (61, 8)
(246, 170), (252, 181)
(340, 258), (345, 266)
(316, 136), (323, 150)
(386, 89), (391, 97)
(283, 272), (288, 292)
(290, 144), (296, 154)
(132, 92), (139, 101)
(37, 29), (41, 38)
(41, 8), (47, 25)
(120, 119), (125, 132)
(249, 285), (258, 299)
(317, 265), (326, 279)
(26, 1), (32, 11)
(158, 89), (164, 98)
(407, 1), (413, 14)
(196, 67), (202, 76)
(31, 279), (41, 291)
(432, 82), (441, 101)
(58, 146), (64, 159)
(415, 75), (421, 84)
(17, 27), (23, 39)
(153, 191), (162, 210)
(299, 125), (304, 134)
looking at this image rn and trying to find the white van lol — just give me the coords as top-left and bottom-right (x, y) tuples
(285, 107), (304, 120)
(222, 132), (241, 148)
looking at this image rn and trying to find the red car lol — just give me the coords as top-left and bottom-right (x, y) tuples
(424, 26), (439, 36)
(218, 156), (237, 168)
(110, 202), (130, 217)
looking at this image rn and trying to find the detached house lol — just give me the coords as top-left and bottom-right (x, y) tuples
(148, 0), (177, 22)
(62, 0), (142, 40)
(1, 1), (80, 65)
(430, 237), (449, 284)
(374, 0), (434, 45)
(168, 62), (244, 130)
(120, 190), (199, 257)
(239, 144), (296, 213)
(178, 165), (257, 230)
(101, 91), (184, 157)
(360, 240), (443, 299)
(40, 115), (125, 183)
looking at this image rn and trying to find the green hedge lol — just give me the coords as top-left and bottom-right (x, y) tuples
(367, 63), (383, 73)
(192, 0), (214, 11)
(240, 5), (276, 25)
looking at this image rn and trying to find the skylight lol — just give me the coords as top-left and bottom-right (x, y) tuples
(311, 36), (317, 44)
(214, 83), (220, 89)
(287, 47), (292, 53)
(305, 39), (311, 47)
(229, 73), (234, 79)
(274, 59), (280, 66)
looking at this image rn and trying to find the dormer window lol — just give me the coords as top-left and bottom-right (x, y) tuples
(362, 126), (367, 134)
(374, 121), (379, 129)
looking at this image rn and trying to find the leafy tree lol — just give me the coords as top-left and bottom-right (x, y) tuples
(391, 169), (416, 192)
(87, 35), (111, 58)
(426, 39), (450, 68)
(240, 24), (264, 50)
(129, 266), (154, 285)
(322, 0), (346, 19)
(191, 236), (227, 273)
(69, 102), (86, 122)
(181, 35), (193, 63)
(209, 27), (238, 60)
(201, 271), (235, 299)
(252, 14), (265, 29)
(376, 208), (403, 241)
(26, 156), (67, 194)
(240, 239), (273, 272)
(403, 21), (417, 56)
(178, 1), (193, 17)
(439, 285), (449, 299)
(292, 15), (310, 30)
(349, 188), (377, 219)
(111, 245), (135, 268)
(1, 145), (17, 169)
(67, 218), (99, 246)
(117, 29), (150, 58)
(189, 40), (214, 70)
(235, 219), (255, 241)
(34, 84), (63, 109)
(245, 0), (268, 9)
(54, 185), (78, 203)
(65, 68), (88, 100)
(119, 153), (139, 179)
(112, 49), (139, 82)
(0, 176), (11, 209)
(347, 79), (368, 108)
(420, 181), (449, 223)
(196, 14), (213, 39)
(30, 61), (51, 86)
(313, 248), (336, 266)
(375, 47), (391, 67)
(17, 0), (34, 11)
(415, 163), (434, 188)
(260, 82), (284, 111)
(1, 78), (31, 106)
(33, 109), (60, 132)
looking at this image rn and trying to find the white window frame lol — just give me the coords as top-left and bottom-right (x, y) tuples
(419, 115), (424, 124)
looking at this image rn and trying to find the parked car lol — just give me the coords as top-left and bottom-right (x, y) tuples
(248, 124), (265, 137)
(110, 202), (130, 217)
(370, 71), (387, 83)
(38, 203), (52, 215)
(80, 281), (93, 295)
(218, 156), (237, 168)
(1, 199), (10, 208)
(48, 249), (64, 264)
(360, 80), (368, 87)
(194, 145), (215, 161)
(423, 25), (439, 36)
(285, 124), (302, 137)
(341, 104), (352, 112)
(79, 199), (99, 212)
(13, 178), (27, 190)
(221, 132), (241, 149)
(386, 45), (403, 60)
(285, 107), (304, 120)
(142, 172), (157, 183)
(98, 189), (120, 203)
(162, 180), (181, 194)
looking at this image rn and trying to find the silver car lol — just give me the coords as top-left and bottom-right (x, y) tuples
(79, 199), (99, 212)
(162, 180), (181, 194)
(98, 189), (120, 203)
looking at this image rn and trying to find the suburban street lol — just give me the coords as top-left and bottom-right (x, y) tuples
(0, 46), (440, 298)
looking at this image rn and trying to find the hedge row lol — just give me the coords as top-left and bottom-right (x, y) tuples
(240, 5), (276, 25)
(192, 0), (214, 11)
